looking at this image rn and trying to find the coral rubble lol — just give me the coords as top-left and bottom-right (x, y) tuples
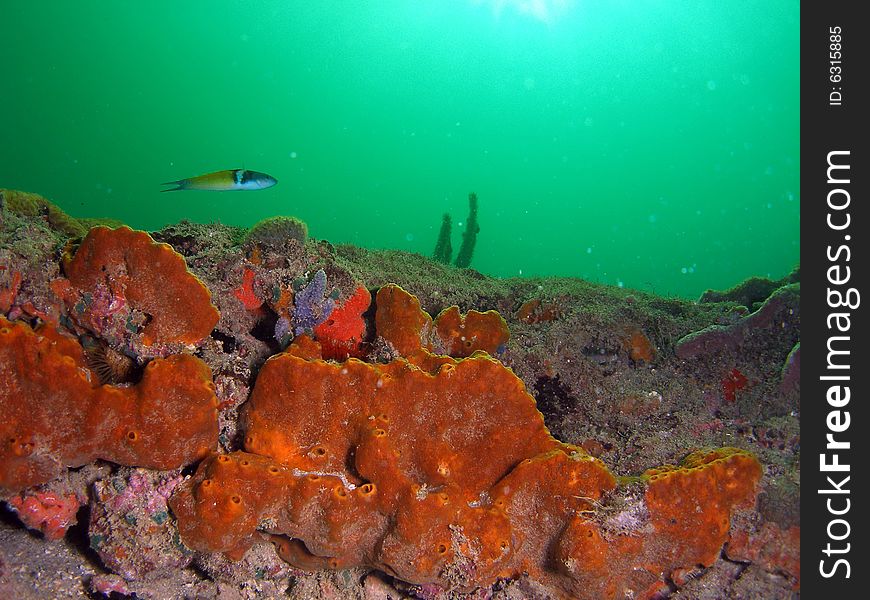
(88, 468), (192, 580)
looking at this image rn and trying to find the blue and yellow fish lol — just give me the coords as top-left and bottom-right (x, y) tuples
(161, 169), (277, 192)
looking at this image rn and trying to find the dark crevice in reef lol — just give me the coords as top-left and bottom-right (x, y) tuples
(210, 330), (238, 354)
(534, 376), (576, 438)
(250, 310), (281, 354)
(181, 463), (199, 478)
(360, 288), (379, 345)
(0, 501), (22, 529)
(719, 547), (751, 582)
(67, 503), (103, 570)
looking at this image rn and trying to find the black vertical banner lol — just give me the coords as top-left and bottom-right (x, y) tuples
(802, 2), (867, 596)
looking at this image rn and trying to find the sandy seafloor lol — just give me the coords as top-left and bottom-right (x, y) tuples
(0, 191), (799, 599)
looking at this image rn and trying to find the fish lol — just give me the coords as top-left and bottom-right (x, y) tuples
(160, 169), (277, 192)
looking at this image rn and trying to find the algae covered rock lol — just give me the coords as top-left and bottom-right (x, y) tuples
(699, 264), (799, 308)
(243, 215), (308, 253)
(88, 469), (192, 580)
(0, 188), (87, 238)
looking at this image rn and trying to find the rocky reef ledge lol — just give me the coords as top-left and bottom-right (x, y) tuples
(0, 191), (799, 599)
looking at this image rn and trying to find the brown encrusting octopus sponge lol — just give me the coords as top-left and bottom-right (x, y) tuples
(374, 283), (509, 358)
(432, 305), (509, 357)
(643, 447), (763, 567)
(171, 333), (762, 599)
(56, 226), (219, 347)
(0, 316), (219, 495)
(373, 283), (433, 356)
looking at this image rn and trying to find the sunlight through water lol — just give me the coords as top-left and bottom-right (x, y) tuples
(473, 0), (575, 24)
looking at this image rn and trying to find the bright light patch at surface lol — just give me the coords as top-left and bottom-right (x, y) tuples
(473, 0), (575, 24)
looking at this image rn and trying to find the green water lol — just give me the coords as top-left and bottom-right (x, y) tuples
(1, 1), (799, 299)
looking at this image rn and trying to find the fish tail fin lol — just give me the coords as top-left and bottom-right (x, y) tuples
(160, 179), (186, 192)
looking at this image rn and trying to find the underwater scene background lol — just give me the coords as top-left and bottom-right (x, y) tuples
(1, 0), (798, 298)
(1, 3), (803, 597)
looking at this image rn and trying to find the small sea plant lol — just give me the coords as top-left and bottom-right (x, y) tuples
(430, 192), (480, 268)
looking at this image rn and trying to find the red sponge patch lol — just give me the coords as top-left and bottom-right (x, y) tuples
(314, 286), (370, 360)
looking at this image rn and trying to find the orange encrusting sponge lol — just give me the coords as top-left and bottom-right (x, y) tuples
(172, 330), (762, 598)
(59, 226), (219, 346)
(0, 316), (219, 495)
(375, 284), (509, 358)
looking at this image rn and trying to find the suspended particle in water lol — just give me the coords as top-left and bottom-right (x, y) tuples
(405, 233), (414, 242)
(706, 80), (717, 91)
(290, 151), (298, 159)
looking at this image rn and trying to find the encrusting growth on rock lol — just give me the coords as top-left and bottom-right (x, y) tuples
(0, 199), (799, 597)
(170, 284), (763, 599)
(375, 284), (508, 358)
(313, 285), (371, 360)
(374, 284), (433, 356)
(54, 226), (219, 347)
(243, 215), (308, 251)
(0, 316), (219, 495)
(432, 305), (509, 357)
(0, 188), (89, 238)
(172, 345), (615, 591)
